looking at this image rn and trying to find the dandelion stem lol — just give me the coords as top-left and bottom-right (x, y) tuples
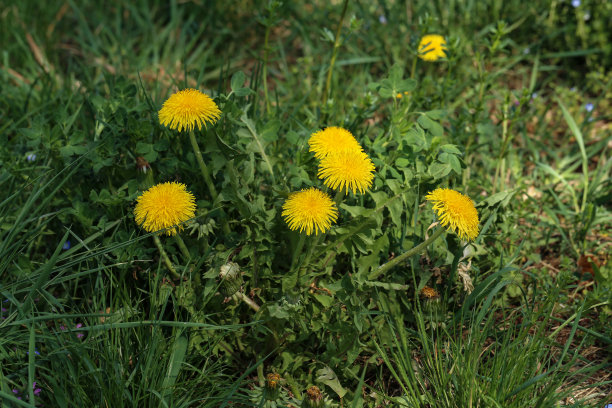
(410, 53), (418, 79)
(174, 233), (201, 286)
(188, 130), (218, 202)
(236, 292), (260, 312)
(290, 233), (306, 274)
(322, 0), (349, 104)
(298, 234), (321, 287)
(174, 234), (191, 261)
(370, 227), (445, 280)
(153, 235), (182, 280)
(263, 23), (272, 115)
(333, 189), (345, 206)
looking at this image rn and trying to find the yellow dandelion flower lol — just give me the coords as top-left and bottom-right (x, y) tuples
(158, 88), (221, 132)
(282, 188), (338, 236)
(308, 126), (363, 159)
(318, 149), (375, 194)
(396, 93), (403, 99)
(418, 34), (447, 62)
(425, 188), (479, 241)
(134, 182), (196, 236)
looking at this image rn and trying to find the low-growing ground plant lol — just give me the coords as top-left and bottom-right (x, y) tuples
(0, 0), (610, 407)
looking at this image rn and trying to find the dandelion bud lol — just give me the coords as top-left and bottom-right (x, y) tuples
(136, 156), (151, 174)
(264, 373), (281, 401)
(301, 386), (324, 408)
(219, 262), (243, 297)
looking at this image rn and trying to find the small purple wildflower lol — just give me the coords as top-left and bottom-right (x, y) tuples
(33, 382), (42, 396)
(12, 389), (19, 394)
(27, 348), (40, 356)
(62, 240), (71, 250)
(585, 102), (594, 112)
(571, 0), (580, 7)
(603, 404), (612, 408)
(531, 92), (538, 99)
(60, 325), (67, 331)
(26, 154), (36, 162)
(76, 323), (85, 338)
(378, 15), (387, 24)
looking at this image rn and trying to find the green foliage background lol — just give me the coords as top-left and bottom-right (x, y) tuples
(0, 0), (610, 406)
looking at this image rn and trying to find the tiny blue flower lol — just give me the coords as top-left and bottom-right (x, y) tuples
(27, 348), (40, 356)
(571, 0), (580, 7)
(378, 15), (387, 24)
(603, 404), (612, 408)
(523, 47), (530, 55)
(26, 154), (36, 162)
(585, 102), (594, 112)
(531, 92), (538, 99)
(62, 241), (71, 250)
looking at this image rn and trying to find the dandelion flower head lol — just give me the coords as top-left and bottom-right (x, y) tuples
(418, 34), (447, 62)
(134, 182), (196, 236)
(426, 188), (479, 241)
(318, 149), (375, 195)
(420, 286), (439, 299)
(282, 188), (338, 236)
(308, 126), (363, 159)
(158, 88), (221, 132)
(266, 373), (281, 389)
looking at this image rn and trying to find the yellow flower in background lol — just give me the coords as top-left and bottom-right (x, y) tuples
(318, 149), (375, 195)
(159, 88), (221, 132)
(134, 182), (196, 236)
(308, 126), (363, 159)
(418, 34), (447, 61)
(282, 188), (338, 236)
(425, 188), (479, 241)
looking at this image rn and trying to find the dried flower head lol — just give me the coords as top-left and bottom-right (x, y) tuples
(159, 88), (221, 132)
(302, 385), (324, 408)
(308, 126), (362, 159)
(282, 188), (338, 236)
(318, 149), (375, 195)
(418, 34), (447, 61)
(420, 286), (439, 299)
(265, 373), (282, 401)
(134, 182), (196, 236)
(266, 373), (281, 389)
(425, 188), (479, 241)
